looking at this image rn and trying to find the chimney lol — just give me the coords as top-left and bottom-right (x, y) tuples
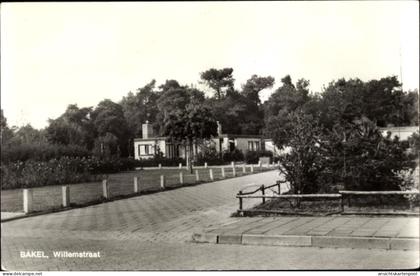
(217, 121), (222, 136)
(142, 121), (154, 139)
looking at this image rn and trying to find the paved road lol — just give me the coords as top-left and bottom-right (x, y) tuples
(1, 171), (418, 270)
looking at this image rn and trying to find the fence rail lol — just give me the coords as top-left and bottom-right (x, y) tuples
(236, 184), (419, 214)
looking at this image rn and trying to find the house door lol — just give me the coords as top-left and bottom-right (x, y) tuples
(229, 140), (235, 151)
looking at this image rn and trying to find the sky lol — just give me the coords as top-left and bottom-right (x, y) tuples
(1, 1), (419, 129)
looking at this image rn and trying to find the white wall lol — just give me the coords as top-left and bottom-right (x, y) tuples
(134, 140), (165, 160)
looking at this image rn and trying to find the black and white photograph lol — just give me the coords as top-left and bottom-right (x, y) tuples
(1, 1), (419, 272)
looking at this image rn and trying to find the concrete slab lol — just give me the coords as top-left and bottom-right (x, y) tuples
(242, 234), (312, 247)
(218, 234), (242, 244)
(265, 217), (316, 235)
(1, 212), (26, 222)
(243, 217), (298, 235)
(312, 236), (390, 250)
(390, 238), (420, 251)
(191, 232), (218, 244)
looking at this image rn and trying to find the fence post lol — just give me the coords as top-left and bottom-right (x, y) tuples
(62, 185), (70, 208)
(23, 188), (33, 214)
(250, 164), (254, 173)
(221, 167), (225, 178)
(261, 185), (265, 204)
(195, 170), (200, 182)
(232, 162), (236, 177)
(204, 162), (208, 168)
(102, 179), (109, 199)
(158, 163), (162, 169)
(340, 194), (344, 213)
(179, 163), (182, 169)
(242, 164), (246, 173)
(179, 171), (184, 184)
(238, 191), (243, 211)
(259, 161), (262, 170)
(209, 169), (214, 181)
(134, 176), (140, 193)
(160, 175), (166, 189)
(277, 181), (281, 194)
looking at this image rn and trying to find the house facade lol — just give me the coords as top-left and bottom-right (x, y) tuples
(133, 121), (271, 160)
(379, 126), (418, 141)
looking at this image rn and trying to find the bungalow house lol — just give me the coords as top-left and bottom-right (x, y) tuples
(379, 126), (418, 141)
(133, 121), (268, 160)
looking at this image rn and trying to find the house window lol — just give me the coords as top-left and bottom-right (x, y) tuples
(248, 141), (254, 151)
(144, 145), (149, 155)
(255, 141), (260, 151)
(138, 145), (141, 156)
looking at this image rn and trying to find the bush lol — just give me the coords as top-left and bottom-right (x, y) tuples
(244, 150), (273, 164)
(134, 155), (185, 168)
(0, 156), (140, 190)
(1, 157), (94, 189)
(222, 149), (244, 162)
(195, 147), (225, 166)
(1, 143), (91, 164)
(277, 112), (417, 194)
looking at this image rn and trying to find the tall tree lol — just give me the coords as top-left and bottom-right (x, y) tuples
(0, 109), (15, 145)
(263, 75), (311, 146)
(91, 99), (130, 157)
(46, 104), (95, 149)
(318, 76), (415, 128)
(120, 80), (159, 137)
(241, 75), (275, 106)
(200, 68), (234, 100)
(162, 103), (217, 172)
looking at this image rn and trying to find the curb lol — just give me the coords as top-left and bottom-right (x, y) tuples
(191, 232), (420, 251)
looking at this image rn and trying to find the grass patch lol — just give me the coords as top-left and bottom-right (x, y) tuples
(1, 166), (273, 213)
(240, 194), (420, 217)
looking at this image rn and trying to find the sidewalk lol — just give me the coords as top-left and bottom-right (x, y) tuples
(1, 212), (26, 221)
(192, 215), (419, 251)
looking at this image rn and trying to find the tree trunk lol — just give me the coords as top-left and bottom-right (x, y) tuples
(189, 139), (194, 174)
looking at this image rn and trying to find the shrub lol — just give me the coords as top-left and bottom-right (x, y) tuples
(134, 156), (185, 168)
(222, 149), (244, 162)
(0, 156), (140, 190)
(277, 111), (417, 194)
(244, 150), (273, 164)
(195, 147), (225, 166)
(1, 143), (91, 164)
(338, 120), (416, 191)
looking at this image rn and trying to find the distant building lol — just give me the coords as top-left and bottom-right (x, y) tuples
(379, 126), (418, 141)
(133, 121), (271, 160)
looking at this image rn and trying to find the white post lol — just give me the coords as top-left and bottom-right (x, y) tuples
(23, 189), (33, 214)
(158, 163), (162, 169)
(179, 163), (182, 169)
(209, 169), (214, 181)
(258, 161), (262, 170)
(204, 162), (208, 168)
(251, 164), (254, 173)
(232, 165), (236, 177)
(179, 171), (184, 184)
(195, 170), (200, 182)
(277, 160), (280, 166)
(231, 161), (235, 168)
(134, 176), (140, 193)
(221, 167), (225, 178)
(160, 175), (166, 189)
(62, 185), (70, 208)
(102, 179), (109, 199)
(242, 164), (246, 173)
